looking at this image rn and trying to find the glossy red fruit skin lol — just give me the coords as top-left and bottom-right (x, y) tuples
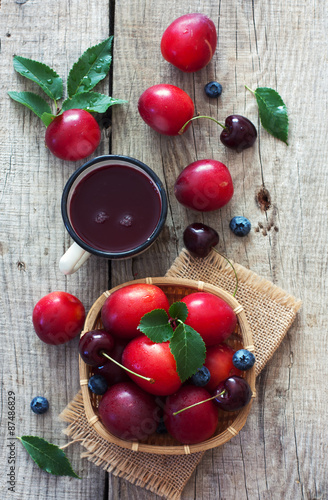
(174, 159), (234, 211)
(94, 338), (130, 385)
(183, 222), (219, 257)
(78, 329), (115, 367)
(213, 375), (252, 411)
(161, 14), (217, 73)
(32, 291), (85, 345)
(138, 84), (194, 135)
(122, 335), (182, 396)
(181, 292), (237, 346)
(204, 343), (242, 392)
(165, 385), (218, 444)
(98, 382), (159, 441)
(101, 283), (170, 340)
(220, 115), (257, 152)
(45, 109), (101, 161)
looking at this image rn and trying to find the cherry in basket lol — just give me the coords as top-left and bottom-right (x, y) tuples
(164, 385), (218, 444)
(79, 330), (156, 386)
(122, 335), (182, 396)
(181, 292), (237, 346)
(204, 343), (242, 392)
(101, 283), (169, 339)
(98, 381), (160, 441)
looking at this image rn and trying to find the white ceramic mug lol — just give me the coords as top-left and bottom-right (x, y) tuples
(59, 155), (167, 275)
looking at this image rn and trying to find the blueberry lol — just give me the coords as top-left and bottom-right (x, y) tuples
(232, 349), (256, 371)
(191, 366), (211, 387)
(30, 396), (49, 415)
(88, 374), (108, 395)
(156, 417), (168, 434)
(229, 216), (251, 237)
(204, 81), (223, 98)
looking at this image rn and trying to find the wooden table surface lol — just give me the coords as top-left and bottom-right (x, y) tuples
(1, 0), (327, 499)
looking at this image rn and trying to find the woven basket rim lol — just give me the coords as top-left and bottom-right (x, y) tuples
(80, 276), (256, 455)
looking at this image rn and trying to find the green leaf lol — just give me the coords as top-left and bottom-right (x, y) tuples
(137, 309), (173, 343)
(13, 56), (63, 101)
(67, 37), (113, 97)
(8, 91), (53, 123)
(247, 86), (288, 144)
(169, 301), (188, 323)
(62, 91), (127, 113)
(40, 112), (56, 127)
(18, 436), (80, 478)
(170, 323), (206, 383)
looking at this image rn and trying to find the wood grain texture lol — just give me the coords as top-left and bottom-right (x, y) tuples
(0, 0), (111, 498)
(0, 0), (327, 499)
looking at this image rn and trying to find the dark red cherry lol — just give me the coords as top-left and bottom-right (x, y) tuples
(98, 382), (159, 441)
(78, 329), (115, 367)
(220, 115), (257, 152)
(179, 114), (257, 153)
(164, 385), (218, 444)
(79, 330), (155, 385)
(213, 375), (252, 411)
(94, 338), (130, 385)
(183, 223), (219, 258)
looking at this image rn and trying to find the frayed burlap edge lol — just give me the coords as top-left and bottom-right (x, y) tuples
(59, 392), (203, 500)
(167, 249), (302, 311)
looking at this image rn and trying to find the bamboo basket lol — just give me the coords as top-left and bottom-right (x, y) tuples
(79, 277), (256, 455)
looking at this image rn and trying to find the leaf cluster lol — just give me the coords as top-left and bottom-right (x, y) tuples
(8, 37), (127, 126)
(138, 301), (206, 383)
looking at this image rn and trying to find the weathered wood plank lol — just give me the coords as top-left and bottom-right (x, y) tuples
(0, 0), (112, 498)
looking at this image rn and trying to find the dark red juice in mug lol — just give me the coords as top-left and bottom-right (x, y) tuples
(69, 164), (162, 252)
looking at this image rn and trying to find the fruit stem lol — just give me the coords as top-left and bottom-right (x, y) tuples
(173, 390), (225, 416)
(101, 351), (155, 384)
(245, 85), (256, 95)
(212, 249), (238, 297)
(178, 115), (227, 135)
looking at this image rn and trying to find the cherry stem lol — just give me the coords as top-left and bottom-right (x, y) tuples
(212, 249), (238, 297)
(173, 390), (225, 416)
(101, 351), (155, 384)
(245, 85), (255, 95)
(178, 115), (227, 135)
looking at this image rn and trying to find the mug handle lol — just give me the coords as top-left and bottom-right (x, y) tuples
(59, 242), (91, 275)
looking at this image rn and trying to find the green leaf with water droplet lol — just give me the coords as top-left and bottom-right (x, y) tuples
(246, 86), (289, 145)
(170, 323), (206, 383)
(8, 91), (54, 124)
(137, 309), (173, 343)
(18, 436), (80, 478)
(67, 37), (113, 98)
(62, 91), (127, 113)
(13, 56), (63, 101)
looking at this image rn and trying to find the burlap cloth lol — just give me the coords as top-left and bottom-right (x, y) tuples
(60, 249), (302, 499)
